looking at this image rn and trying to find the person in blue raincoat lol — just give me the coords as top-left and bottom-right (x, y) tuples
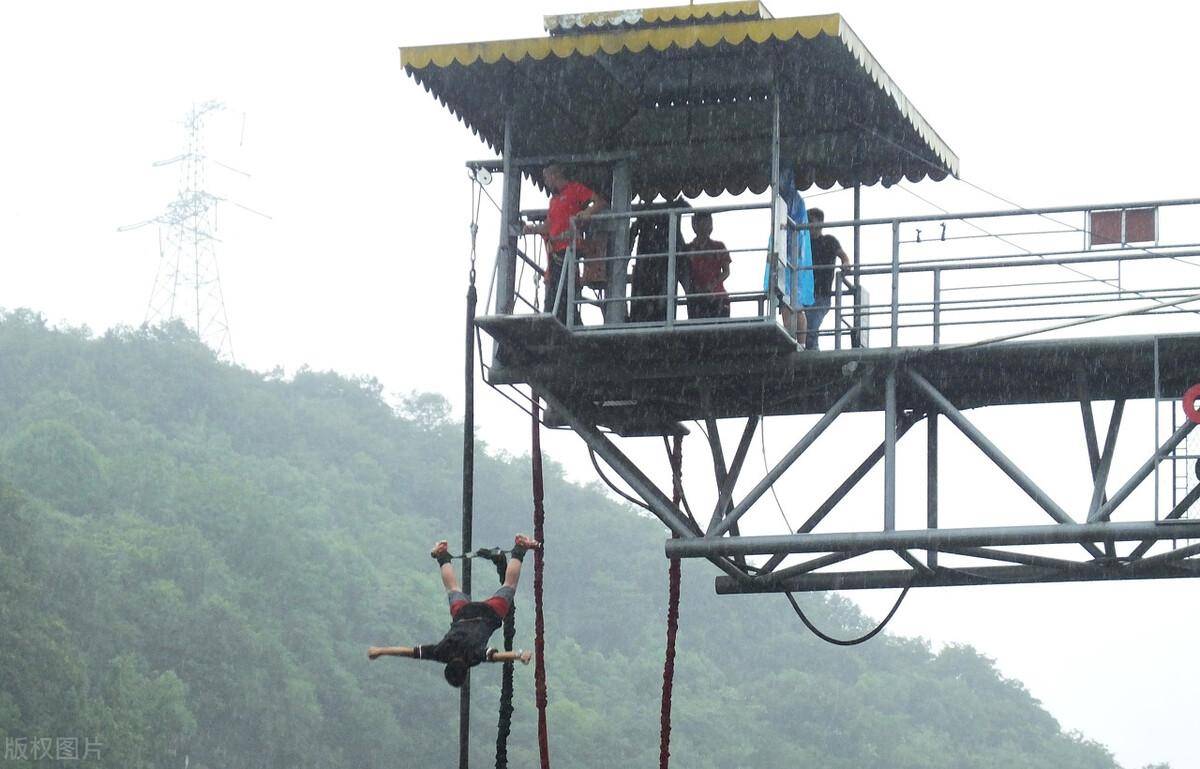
(764, 168), (814, 342)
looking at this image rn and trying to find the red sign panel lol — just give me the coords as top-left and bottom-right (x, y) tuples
(1089, 207), (1157, 246)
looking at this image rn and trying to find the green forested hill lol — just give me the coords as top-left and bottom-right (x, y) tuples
(0, 310), (1127, 769)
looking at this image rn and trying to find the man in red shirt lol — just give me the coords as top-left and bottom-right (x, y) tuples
(685, 212), (732, 319)
(524, 164), (608, 323)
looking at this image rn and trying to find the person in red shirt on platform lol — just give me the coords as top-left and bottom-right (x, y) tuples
(523, 164), (607, 324)
(685, 212), (732, 319)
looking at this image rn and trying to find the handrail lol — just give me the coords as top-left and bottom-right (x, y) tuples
(493, 190), (1200, 353)
(788, 196), (1200, 231)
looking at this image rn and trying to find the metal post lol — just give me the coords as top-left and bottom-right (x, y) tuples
(768, 83), (782, 320)
(566, 237), (578, 329)
(607, 159), (633, 324)
(852, 183), (862, 348)
(907, 370), (1105, 563)
(666, 211), (677, 326)
(1154, 337), (1160, 519)
(757, 413), (921, 575)
(459, 269), (477, 769)
(884, 370), (897, 531)
(834, 267), (843, 350)
(927, 407), (938, 568)
(890, 219), (900, 347)
(932, 268), (941, 345)
(494, 112), (519, 316)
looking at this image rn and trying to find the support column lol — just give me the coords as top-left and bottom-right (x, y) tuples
(852, 183), (862, 348)
(606, 159), (632, 324)
(768, 81), (782, 319)
(884, 370), (897, 531)
(890, 219), (900, 347)
(459, 261), (478, 769)
(495, 113), (519, 316)
(927, 408), (938, 568)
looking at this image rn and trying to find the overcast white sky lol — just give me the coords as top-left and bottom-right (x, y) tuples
(3, 2), (1200, 768)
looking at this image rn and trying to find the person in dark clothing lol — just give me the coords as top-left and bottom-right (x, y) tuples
(804, 208), (849, 350)
(630, 199), (690, 323)
(367, 534), (539, 687)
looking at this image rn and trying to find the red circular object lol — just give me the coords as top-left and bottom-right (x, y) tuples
(1185, 384), (1200, 424)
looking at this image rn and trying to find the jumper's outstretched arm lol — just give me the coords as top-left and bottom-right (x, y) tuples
(368, 645), (418, 660)
(367, 646), (533, 665)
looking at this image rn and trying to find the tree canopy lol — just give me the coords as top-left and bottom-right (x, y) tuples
(0, 310), (1137, 768)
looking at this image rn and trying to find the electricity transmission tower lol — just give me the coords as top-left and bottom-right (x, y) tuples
(121, 100), (267, 360)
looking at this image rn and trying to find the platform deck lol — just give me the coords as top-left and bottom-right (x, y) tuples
(479, 313), (1200, 434)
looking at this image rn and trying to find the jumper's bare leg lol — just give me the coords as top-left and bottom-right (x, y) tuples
(431, 540), (460, 592)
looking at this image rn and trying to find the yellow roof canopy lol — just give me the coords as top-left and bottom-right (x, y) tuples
(401, 5), (958, 199)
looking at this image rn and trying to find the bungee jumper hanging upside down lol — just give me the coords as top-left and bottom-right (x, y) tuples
(368, 534), (540, 687)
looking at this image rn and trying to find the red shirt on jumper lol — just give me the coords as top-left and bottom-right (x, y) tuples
(545, 181), (596, 254)
(450, 595), (511, 619)
(687, 238), (731, 294)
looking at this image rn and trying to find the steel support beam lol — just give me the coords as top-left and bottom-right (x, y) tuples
(538, 390), (754, 585)
(466, 149), (638, 171)
(1079, 384), (1102, 474)
(852, 183), (862, 348)
(539, 391), (695, 538)
(1128, 484), (1200, 559)
(897, 549), (935, 576)
(666, 520), (1200, 559)
(935, 545), (1086, 571)
(757, 412), (921, 575)
(708, 416), (758, 534)
(1086, 400), (1124, 521)
(711, 379), (865, 538)
(927, 409), (938, 568)
(493, 112), (519, 316)
(1126, 540), (1200, 572)
(1092, 418), (1197, 522)
(715, 560), (1200, 594)
(907, 370), (1106, 559)
(703, 418), (746, 568)
(606, 159), (632, 324)
(755, 551), (867, 586)
(705, 417), (728, 489)
(884, 370), (898, 531)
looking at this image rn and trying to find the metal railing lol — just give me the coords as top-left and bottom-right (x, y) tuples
(811, 196), (1200, 349)
(491, 195), (1200, 350)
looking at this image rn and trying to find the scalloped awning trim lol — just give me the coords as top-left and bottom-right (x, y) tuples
(400, 14), (839, 69)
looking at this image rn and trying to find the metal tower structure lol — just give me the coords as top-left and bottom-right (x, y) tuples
(121, 100), (259, 360)
(401, 3), (1200, 594)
